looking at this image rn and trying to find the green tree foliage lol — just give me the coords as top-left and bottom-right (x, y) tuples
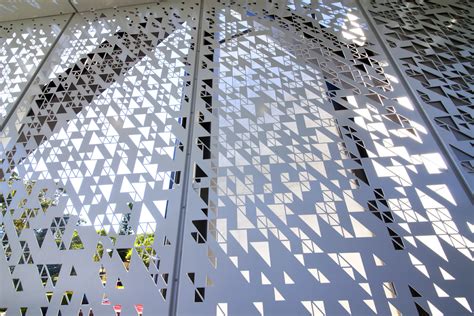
(1, 173), (63, 235)
(69, 230), (84, 250)
(127, 233), (155, 267)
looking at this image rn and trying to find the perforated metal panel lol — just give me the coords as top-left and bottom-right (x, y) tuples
(0, 1), (473, 315)
(0, 16), (70, 125)
(1, 2), (199, 314)
(360, 0), (474, 193)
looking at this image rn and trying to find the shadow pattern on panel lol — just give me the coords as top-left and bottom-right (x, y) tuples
(366, 0), (474, 189)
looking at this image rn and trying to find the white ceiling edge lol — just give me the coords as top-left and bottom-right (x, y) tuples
(71, 0), (159, 12)
(0, 0), (160, 23)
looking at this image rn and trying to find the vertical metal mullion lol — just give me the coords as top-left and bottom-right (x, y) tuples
(168, 0), (205, 314)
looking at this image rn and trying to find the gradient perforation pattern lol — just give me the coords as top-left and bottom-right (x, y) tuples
(0, 1), (473, 315)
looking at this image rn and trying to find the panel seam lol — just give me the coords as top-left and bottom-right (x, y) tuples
(168, 0), (205, 314)
(68, 0), (79, 13)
